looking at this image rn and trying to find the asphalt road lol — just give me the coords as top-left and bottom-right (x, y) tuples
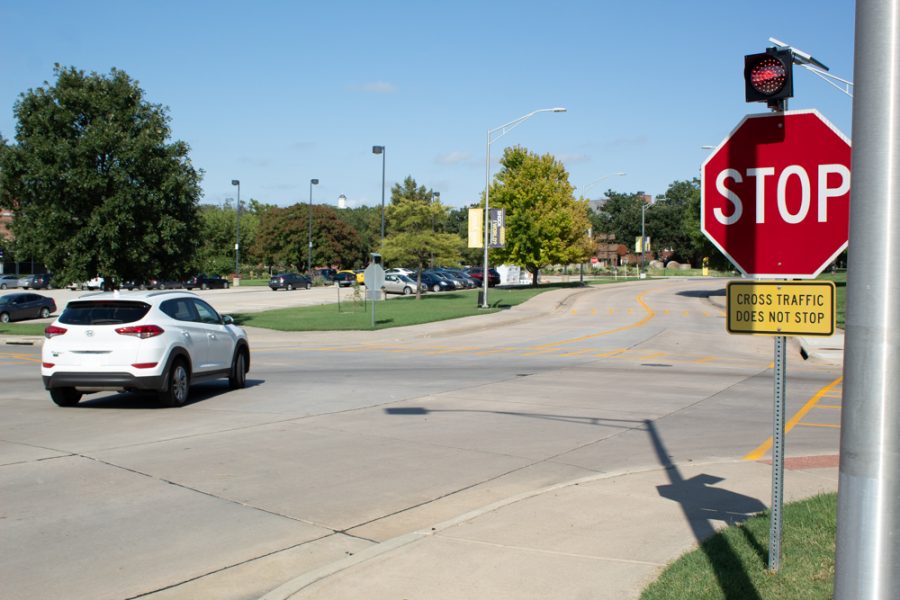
(0, 279), (843, 599)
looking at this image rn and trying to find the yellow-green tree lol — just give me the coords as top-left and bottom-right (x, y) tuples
(381, 176), (463, 298)
(488, 146), (591, 285)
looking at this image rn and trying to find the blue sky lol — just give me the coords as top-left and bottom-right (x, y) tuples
(0, 0), (855, 209)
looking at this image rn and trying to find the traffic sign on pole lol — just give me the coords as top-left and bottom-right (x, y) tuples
(701, 109), (851, 278)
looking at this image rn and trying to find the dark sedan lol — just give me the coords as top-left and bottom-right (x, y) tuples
(269, 272), (312, 291)
(333, 272), (357, 287)
(184, 274), (230, 290)
(0, 292), (56, 323)
(418, 272), (454, 292)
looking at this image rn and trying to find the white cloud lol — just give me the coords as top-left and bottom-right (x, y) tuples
(556, 153), (590, 165)
(435, 151), (473, 166)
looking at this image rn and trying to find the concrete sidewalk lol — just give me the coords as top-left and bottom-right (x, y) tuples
(260, 456), (839, 600)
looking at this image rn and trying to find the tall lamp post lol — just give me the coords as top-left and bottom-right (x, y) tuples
(308, 178), (319, 276)
(481, 107), (566, 308)
(580, 172), (626, 284)
(431, 191), (440, 268)
(641, 199), (654, 276)
(231, 179), (240, 280)
(372, 146), (386, 247)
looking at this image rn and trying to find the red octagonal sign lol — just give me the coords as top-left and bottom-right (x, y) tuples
(701, 109), (851, 278)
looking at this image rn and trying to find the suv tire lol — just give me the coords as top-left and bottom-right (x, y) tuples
(229, 349), (248, 390)
(50, 387), (82, 407)
(159, 359), (189, 407)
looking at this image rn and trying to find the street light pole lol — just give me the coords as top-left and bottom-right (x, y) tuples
(641, 199), (653, 277)
(308, 178), (319, 276)
(231, 179), (240, 279)
(481, 107), (566, 308)
(431, 191), (440, 268)
(372, 146), (386, 247)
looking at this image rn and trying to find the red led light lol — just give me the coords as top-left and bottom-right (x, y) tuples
(750, 57), (787, 95)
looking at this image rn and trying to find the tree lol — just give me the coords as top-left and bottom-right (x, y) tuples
(380, 176), (463, 297)
(488, 146), (591, 285)
(0, 65), (202, 287)
(253, 203), (365, 272)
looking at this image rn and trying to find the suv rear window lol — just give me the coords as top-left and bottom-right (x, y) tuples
(59, 300), (151, 325)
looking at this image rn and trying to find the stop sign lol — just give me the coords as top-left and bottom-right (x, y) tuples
(701, 109), (851, 278)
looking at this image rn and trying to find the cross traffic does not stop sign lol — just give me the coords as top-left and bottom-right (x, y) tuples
(701, 109), (851, 278)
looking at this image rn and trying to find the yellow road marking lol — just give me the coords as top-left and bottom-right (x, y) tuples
(743, 376), (844, 461)
(796, 422), (841, 429)
(663, 309), (670, 315)
(595, 348), (628, 358)
(559, 348), (597, 357)
(571, 309), (577, 315)
(426, 346), (480, 356)
(534, 291), (656, 349)
(472, 347), (517, 356)
(639, 351), (668, 360)
(608, 308), (615, 315)
(682, 310), (690, 317)
(818, 404), (842, 409)
(691, 356), (718, 364)
(627, 308), (634, 315)
(521, 348), (564, 357)
(591, 308), (597, 316)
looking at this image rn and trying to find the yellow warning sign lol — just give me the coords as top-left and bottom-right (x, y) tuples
(726, 281), (836, 336)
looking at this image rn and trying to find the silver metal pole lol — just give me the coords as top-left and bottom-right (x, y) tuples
(769, 335), (786, 572)
(482, 130), (490, 308)
(380, 149), (386, 246)
(835, 1), (900, 597)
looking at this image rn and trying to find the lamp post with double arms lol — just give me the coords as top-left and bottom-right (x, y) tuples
(308, 178), (319, 276)
(372, 146), (386, 247)
(481, 107), (566, 308)
(231, 179), (240, 279)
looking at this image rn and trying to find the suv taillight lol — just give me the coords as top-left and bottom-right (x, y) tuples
(44, 325), (67, 338)
(115, 325), (164, 339)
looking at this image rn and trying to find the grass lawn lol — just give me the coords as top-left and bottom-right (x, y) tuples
(817, 271), (846, 327)
(641, 493), (836, 600)
(234, 282), (605, 331)
(0, 322), (48, 336)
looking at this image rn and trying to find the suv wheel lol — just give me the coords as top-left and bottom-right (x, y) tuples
(40, 307), (50, 318)
(159, 359), (189, 407)
(433, 284), (441, 293)
(229, 349), (248, 390)
(0, 312), (9, 323)
(50, 387), (82, 407)
(286, 283), (294, 291)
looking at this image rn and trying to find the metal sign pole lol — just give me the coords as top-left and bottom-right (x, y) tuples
(769, 335), (786, 572)
(836, 3), (900, 596)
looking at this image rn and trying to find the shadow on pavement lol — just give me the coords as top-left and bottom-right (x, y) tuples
(646, 418), (765, 599)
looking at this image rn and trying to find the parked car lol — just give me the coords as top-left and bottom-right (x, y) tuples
(0, 292), (56, 323)
(465, 267), (501, 287)
(269, 272), (312, 291)
(443, 268), (477, 288)
(21, 273), (53, 290)
(0, 275), (19, 289)
(184, 274), (230, 290)
(427, 269), (465, 289)
(382, 273), (424, 295)
(418, 271), (454, 292)
(333, 271), (357, 287)
(146, 278), (183, 290)
(41, 290), (250, 407)
(385, 268), (414, 277)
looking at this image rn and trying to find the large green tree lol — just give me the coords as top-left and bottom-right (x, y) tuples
(380, 176), (463, 297)
(488, 146), (591, 285)
(0, 65), (202, 287)
(253, 203), (366, 272)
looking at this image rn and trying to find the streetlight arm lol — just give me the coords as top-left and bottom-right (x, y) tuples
(488, 108), (566, 145)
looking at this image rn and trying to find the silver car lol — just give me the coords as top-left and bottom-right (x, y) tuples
(0, 275), (19, 289)
(382, 274), (425, 295)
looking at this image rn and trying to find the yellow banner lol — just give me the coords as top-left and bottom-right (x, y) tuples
(726, 281), (835, 336)
(468, 208), (483, 248)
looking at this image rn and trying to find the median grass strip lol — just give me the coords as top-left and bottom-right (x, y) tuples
(641, 492), (836, 600)
(0, 322), (48, 336)
(234, 282), (598, 331)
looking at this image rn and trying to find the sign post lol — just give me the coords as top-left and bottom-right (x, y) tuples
(702, 109), (850, 571)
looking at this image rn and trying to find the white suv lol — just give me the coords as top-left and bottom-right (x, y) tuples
(42, 290), (250, 407)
